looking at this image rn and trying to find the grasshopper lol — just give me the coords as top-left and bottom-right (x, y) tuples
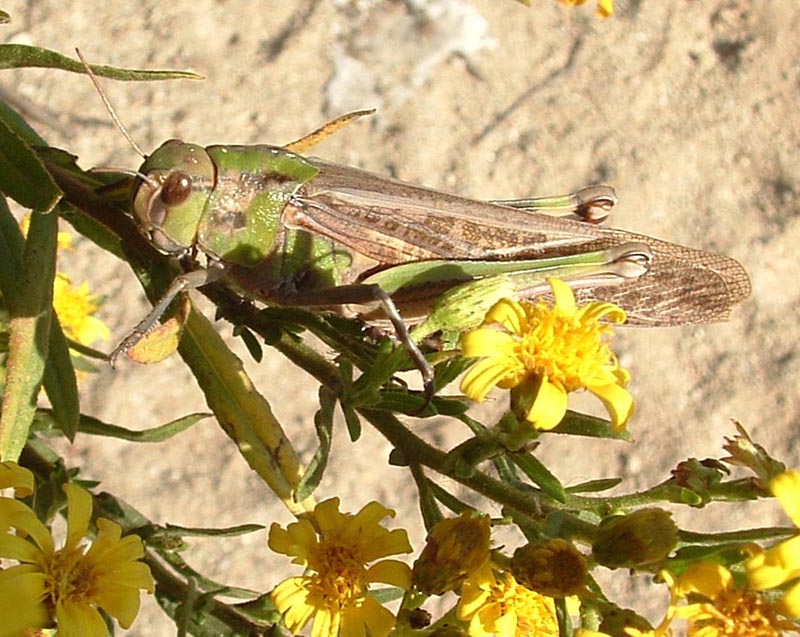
(84, 62), (749, 401)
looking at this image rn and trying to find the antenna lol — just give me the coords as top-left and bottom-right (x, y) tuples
(75, 48), (146, 158)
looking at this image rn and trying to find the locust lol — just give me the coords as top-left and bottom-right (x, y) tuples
(85, 65), (750, 402)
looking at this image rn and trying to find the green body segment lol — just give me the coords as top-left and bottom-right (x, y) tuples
(199, 145), (319, 266)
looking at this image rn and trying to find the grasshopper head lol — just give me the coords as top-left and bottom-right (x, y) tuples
(132, 140), (216, 254)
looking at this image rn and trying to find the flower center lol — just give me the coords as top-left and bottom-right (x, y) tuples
(43, 545), (99, 608)
(690, 589), (786, 637)
(311, 542), (367, 605)
(515, 303), (616, 391)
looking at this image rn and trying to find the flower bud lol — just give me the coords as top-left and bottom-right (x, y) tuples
(512, 538), (587, 597)
(592, 508), (678, 569)
(412, 511), (491, 595)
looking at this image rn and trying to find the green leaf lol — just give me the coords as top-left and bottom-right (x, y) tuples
(0, 98), (46, 145)
(553, 409), (633, 441)
(566, 477), (623, 494)
(428, 481), (475, 515)
(510, 452), (566, 503)
(234, 325), (263, 362)
(41, 320), (79, 441)
(162, 523), (264, 538)
(0, 44), (203, 80)
(178, 305), (311, 513)
(0, 115), (61, 211)
(0, 196), (78, 441)
(295, 386), (335, 501)
(232, 594), (281, 626)
(66, 411), (209, 442)
(0, 209), (58, 460)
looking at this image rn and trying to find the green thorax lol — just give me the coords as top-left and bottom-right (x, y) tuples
(198, 145), (319, 266)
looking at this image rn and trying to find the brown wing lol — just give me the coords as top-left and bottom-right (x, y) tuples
(286, 159), (750, 326)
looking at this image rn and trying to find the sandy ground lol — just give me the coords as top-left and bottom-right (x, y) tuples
(4, 0), (800, 633)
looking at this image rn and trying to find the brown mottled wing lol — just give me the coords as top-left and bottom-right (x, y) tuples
(288, 159), (750, 326)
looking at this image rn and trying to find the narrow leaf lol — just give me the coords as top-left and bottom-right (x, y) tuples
(510, 452), (567, 502)
(178, 305), (314, 515)
(295, 386), (335, 501)
(554, 409), (632, 441)
(162, 523), (264, 538)
(0, 98), (46, 145)
(0, 210), (58, 460)
(0, 199), (79, 440)
(0, 44), (203, 80)
(566, 477), (623, 494)
(0, 116), (61, 211)
(68, 411), (209, 442)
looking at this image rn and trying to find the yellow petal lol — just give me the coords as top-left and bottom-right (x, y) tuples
(314, 497), (346, 534)
(460, 327), (516, 358)
(0, 569), (46, 637)
(676, 562), (731, 598)
(268, 519), (315, 564)
(0, 498), (54, 557)
(781, 580), (800, 618)
(312, 605), (339, 637)
(0, 462), (34, 497)
(56, 598), (108, 637)
(484, 298), (527, 334)
(548, 278), (577, 315)
(347, 500), (394, 534)
(590, 382), (634, 431)
(366, 559), (412, 588)
(493, 607), (518, 637)
(461, 358), (517, 402)
(357, 597), (396, 637)
(272, 577), (315, 631)
(64, 484), (92, 550)
(93, 581), (142, 628)
(772, 470), (800, 527)
(597, 0), (613, 18)
(361, 528), (412, 562)
(525, 376), (568, 430)
(577, 301), (626, 325)
(746, 535), (800, 590)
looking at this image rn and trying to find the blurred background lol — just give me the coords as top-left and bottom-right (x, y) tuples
(4, 0), (799, 632)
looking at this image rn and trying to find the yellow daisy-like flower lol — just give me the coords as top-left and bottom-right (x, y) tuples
(268, 497), (413, 637)
(745, 469), (800, 616)
(457, 563), (558, 637)
(673, 561), (799, 636)
(559, 0), (613, 18)
(53, 272), (111, 347)
(459, 278), (633, 431)
(0, 483), (154, 637)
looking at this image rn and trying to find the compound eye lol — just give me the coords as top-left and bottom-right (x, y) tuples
(160, 171), (193, 206)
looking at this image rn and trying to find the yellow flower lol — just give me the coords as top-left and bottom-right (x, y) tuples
(673, 562), (799, 636)
(558, 0), (613, 18)
(745, 469), (800, 616)
(413, 511), (491, 595)
(459, 278), (633, 431)
(0, 483), (154, 637)
(457, 564), (558, 637)
(268, 497), (413, 637)
(53, 272), (111, 347)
